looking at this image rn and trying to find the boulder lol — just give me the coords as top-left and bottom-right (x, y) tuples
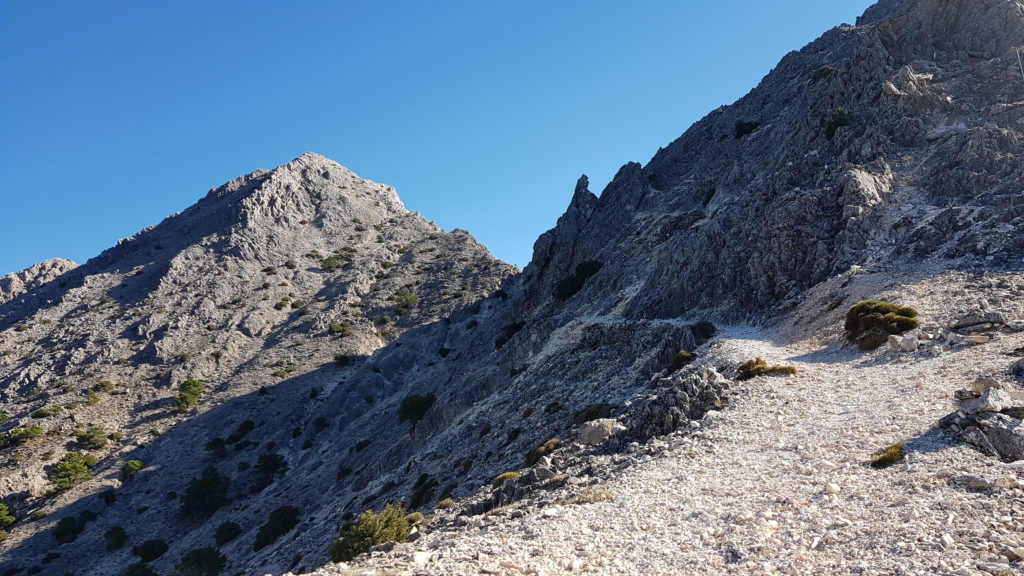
(888, 331), (920, 352)
(971, 377), (1002, 394)
(577, 418), (618, 445)
(952, 311), (1007, 330)
(961, 387), (1016, 414)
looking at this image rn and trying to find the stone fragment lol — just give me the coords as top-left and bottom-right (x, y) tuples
(971, 378), (1002, 394)
(952, 311), (1006, 329)
(977, 562), (1014, 576)
(577, 419), (618, 446)
(888, 331), (920, 352)
(960, 388), (1015, 415)
(965, 334), (992, 344)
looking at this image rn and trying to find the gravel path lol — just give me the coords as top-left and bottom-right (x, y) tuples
(315, 325), (1024, 576)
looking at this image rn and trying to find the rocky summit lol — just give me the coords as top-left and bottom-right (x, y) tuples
(3, 1), (1024, 575)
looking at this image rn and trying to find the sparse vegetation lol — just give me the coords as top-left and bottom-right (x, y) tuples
(668, 350), (695, 374)
(0, 426), (44, 448)
(133, 539), (169, 562)
(870, 442), (905, 469)
(320, 255), (343, 272)
(495, 321), (526, 349)
(328, 503), (409, 563)
(31, 406), (61, 419)
(174, 378), (204, 412)
(333, 353), (350, 366)
(54, 515), (85, 544)
(544, 401), (562, 415)
(182, 467), (231, 518)
(226, 420), (255, 444)
(104, 526), (128, 550)
(95, 380), (115, 393)
(436, 497), (455, 510)
(176, 546), (226, 576)
(812, 65), (835, 81)
(252, 453), (288, 490)
(253, 506), (300, 551)
(576, 486), (613, 504)
(553, 260), (603, 301)
(734, 120), (760, 139)
(392, 289), (419, 314)
(85, 389), (100, 405)
(573, 403), (614, 425)
(125, 564), (159, 576)
(736, 358), (798, 381)
(76, 426), (109, 450)
(398, 394), (436, 430)
(328, 322), (353, 336)
(493, 471), (520, 486)
(408, 474), (438, 509)
(526, 438), (560, 466)
(215, 521), (242, 546)
(844, 300), (920, 351)
(48, 452), (95, 490)
(825, 108), (852, 140)
(122, 460), (144, 479)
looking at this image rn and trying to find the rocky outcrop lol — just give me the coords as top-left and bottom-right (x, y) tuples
(0, 258), (76, 305)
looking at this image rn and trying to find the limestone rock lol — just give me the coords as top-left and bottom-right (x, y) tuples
(577, 419), (618, 446)
(961, 388), (1016, 414)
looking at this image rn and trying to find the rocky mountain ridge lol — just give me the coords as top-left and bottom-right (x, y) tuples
(2, 0), (1024, 575)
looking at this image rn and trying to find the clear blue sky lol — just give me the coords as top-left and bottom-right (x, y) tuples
(0, 0), (875, 275)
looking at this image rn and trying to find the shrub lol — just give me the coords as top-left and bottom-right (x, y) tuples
(181, 467), (231, 518)
(352, 439), (371, 452)
(573, 403), (614, 425)
(392, 289), (419, 313)
(553, 261), (603, 301)
(214, 521), (242, 546)
(174, 378), (204, 412)
(668, 350), (695, 374)
(812, 65), (835, 81)
(125, 564), (158, 576)
(133, 539), (169, 562)
(54, 516), (84, 544)
(122, 460), (144, 479)
(253, 506), (300, 551)
(736, 358), (798, 381)
(104, 526), (128, 550)
(408, 474), (438, 509)
(205, 438), (228, 458)
(328, 503), (409, 563)
(100, 490), (116, 505)
(844, 301), (920, 351)
(333, 353), (350, 366)
(176, 547), (226, 576)
(870, 442), (905, 469)
(734, 120), (760, 139)
(76, 426), (108, 450)
(0, 504), (13, 528)
(86, 390), (100, 405)
(320, 256), (342, 272)
(252, 453), (288, 490)
(225, 420), (255, 444)
(397, 394), (435, 429)
(576, 487), (613, 504)
(95, 380), (115, 393)
(48, 452), (94, 490)
(436, 498), (455, 510)
(313, 416), (329, 433)
(494, 321), (526, 349)
(493, 471), (520, 486)
(31, 406), (61, 419)
(0, 426), (44, 449)
(284, 260), (298, 269)
(543, 401), (562, 415)
(328, 322), (352, 336)
(526, 438), (560, 466)
(825, 108), (852, 140)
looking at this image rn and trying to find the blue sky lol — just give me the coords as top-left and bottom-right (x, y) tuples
(0, 1), (875, 275)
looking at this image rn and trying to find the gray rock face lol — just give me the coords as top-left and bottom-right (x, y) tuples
(0, 258), (76, 305)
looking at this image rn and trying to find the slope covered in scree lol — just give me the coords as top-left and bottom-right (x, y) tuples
(3, 0), (1024, 574)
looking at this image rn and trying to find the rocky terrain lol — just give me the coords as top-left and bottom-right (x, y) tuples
(2, 0), (1024, 575)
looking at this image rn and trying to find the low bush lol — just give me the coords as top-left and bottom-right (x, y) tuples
(436, 498), (455, 510)
(125, 564), (158, 576)
(825, 108), (852, 140)
(54, 516), (85, 544)
(76, 426), (108, 450)
(176, 546), (226, 576)
(95, 380), (115, 393)
(122, 460), (144, 479)
(408, 474), (438, 510)
(328, 322), (353, 336)
(494, 321), (526, 349)
(526, 438), (560, 466)
(668, 350), (695, 374)
(493, 471), (520, 486)
(181, 467), (231, 518)
(398, 394), (436, 430)
(252, 453), (288, 490)
(553, 261), (603, 301)
(812, 65), (834, 81)
(31, 406), (61, 419)
(253, 506), (300, 551)
(174, 378), (204, 413)
(225, 420), (255, 445)
(333, 353), (350, 366)
(734, 120), (760, 139)
(132, 539), (168, 562)
(328, 503), (409, 563)
(736, 358), (798, 381)
(0, 426), (44, 449)
(392, 289), (419, 314)
(573, 403), (614, 425)
(870, 442), (905, 469)
(104, 526), (128, 550)
(214, 521), (242, 546)
(845, 300), (920, 351)
(0, 504), (14, 528)
(48, 452), (94, 490)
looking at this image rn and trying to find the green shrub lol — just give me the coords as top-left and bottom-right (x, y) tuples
(844, 300), (920, 351)
(176, 546), (226, 576)
(328, 322), (352, 336)
(870, 442), (905, 469)
(320, 256), (342, 272)
(85, 390), (100, 405)
(352, 439), (371, 452)
(48, 452), (94, 490)
(825, 108), (852, 140)
(408, 474), (438, 509)
(812, 65), (835, 81)
(31, 406), (61, 419)
(95, 380), (115, 393)
(284, 259), (298, 269)
(174, 378), (204, 413)
(543, 401), (562, 415)
(313, 416), (329, 433)
(526, 438), (560, 466)
(397, 394), (436, 429)
(668, 350), (695, 374)
(573, 403), (614, 425)
(0, 504), (13, 529)
(104, 526), (128, 550)
(553, 261), (603, 301)
(132, 539), (169, 562)
(253, 506), (300, 551)
(252, 453), (288, 490)
(225, 420), (255, 444)
(76, 426), (108, 450)
(494, 321), (526, 349)
(0, 426), (44, 449)
(392, 289), (419, 313)
(493, 471), (520, 486)
(125, 563), (158, 576)
(214, 521), (242, 546)
(436, 498), (455, 510)
(205, 438), (228, 458)
(54, 516), (84, 544)
(734, 120), (760, 139)
(328, 503), (409, 563)
(181, 467), (231, 518)
(736, 358), (798, 381)
(333, 353), (350, 366)
(122, 460), (144, 479)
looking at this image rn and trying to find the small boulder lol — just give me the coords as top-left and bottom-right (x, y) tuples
(961, 387), (1016, 415)
(1012, 358), (1024, 380)
(965, 334), (992, 344)
(888, 330), (920, 352)
(577, 418), (618, 445)
(952, 311), (1006, 330)
(971, 378), (1002, 395)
